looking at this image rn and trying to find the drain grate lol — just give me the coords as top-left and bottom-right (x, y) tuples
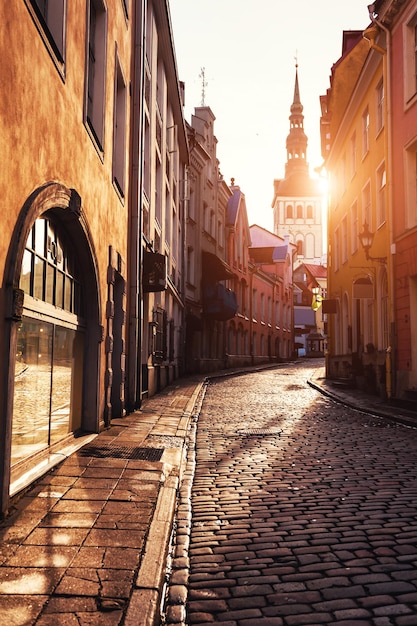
(79, 445), (164, 461)
(236, 429), (282, 437)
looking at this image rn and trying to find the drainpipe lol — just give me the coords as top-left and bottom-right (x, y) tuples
(127, 0), (146, 410)
(364, 5), (395, 398)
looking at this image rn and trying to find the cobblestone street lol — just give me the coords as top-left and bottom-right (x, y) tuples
(166, 361), (417, 626)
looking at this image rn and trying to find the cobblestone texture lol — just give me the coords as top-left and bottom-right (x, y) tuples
(163, 361), (417, 625)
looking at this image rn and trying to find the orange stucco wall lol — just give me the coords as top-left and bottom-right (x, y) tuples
(0, 1), (132, 423)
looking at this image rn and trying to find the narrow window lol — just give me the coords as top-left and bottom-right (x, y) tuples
(86, 0), (107, 150)
(28, 0), (66, 64)
(351, 200), (358, 254)
(405, 141), (417, 229)
(188, 247), (195, 286)
(376, 80), (384, 133)
(341, 215), (348, 264)
(334, 226), (340, 272)
(113, 53), (127, 197)
(362, 181), (372, 229)
(350, 132), (357, 177)
(362, 107), (370, 156)
(404, 14), (417, 102)
(155, 154), (162, 226)
(342, 153), (347, 192)
(377, 163), (386, 226)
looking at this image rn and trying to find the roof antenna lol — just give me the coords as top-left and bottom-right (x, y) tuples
(199, 67), (207, 106)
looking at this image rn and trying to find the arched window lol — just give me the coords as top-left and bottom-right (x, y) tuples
(286, 204), (293, 219)
(307, 205), (313, 219)
(296, 204), (303, 219)
(20, 217), (82, 314)
(305, 233), (315, 258)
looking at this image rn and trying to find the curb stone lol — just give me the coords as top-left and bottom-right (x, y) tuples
(161, 382), (207, 626)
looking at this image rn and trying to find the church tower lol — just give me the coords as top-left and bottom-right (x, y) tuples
(272, 64), (324, 266)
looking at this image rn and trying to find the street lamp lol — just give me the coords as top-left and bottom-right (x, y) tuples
(311, 286), (322, 311)
(358, 221), (387, 263)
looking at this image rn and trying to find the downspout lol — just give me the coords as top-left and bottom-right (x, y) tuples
(364, 5), (395, 397)
(127, 0), (146, 410)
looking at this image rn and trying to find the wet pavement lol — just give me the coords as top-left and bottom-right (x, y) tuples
(1, 360), (417, 626)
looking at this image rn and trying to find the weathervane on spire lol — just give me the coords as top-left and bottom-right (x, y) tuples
(199, 67), (208, 106)
(294, 50), (298, 69)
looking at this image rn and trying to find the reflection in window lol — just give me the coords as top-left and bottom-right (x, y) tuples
(19, 218), (82, 315)
(13, 319), (84, 464)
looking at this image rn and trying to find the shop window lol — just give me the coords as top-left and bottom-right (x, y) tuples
(13, 320), (84, 464)
(13, 216), (84, 467)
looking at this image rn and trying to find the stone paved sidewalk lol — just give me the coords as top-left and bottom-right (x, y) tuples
(0, 376), (205, 626)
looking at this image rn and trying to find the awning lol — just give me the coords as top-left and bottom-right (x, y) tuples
(202, 251), (234, 282)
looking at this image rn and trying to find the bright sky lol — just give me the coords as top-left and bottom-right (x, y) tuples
(169, 0), (371, 230)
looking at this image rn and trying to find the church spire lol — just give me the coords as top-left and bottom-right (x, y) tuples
(285, 63), (308, 178)
(292, 59), (301, 107)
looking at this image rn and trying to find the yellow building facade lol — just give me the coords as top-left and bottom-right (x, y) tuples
(322, 30), (392, 395)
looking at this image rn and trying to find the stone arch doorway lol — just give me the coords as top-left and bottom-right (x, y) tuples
(1, 183), (101, 507)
